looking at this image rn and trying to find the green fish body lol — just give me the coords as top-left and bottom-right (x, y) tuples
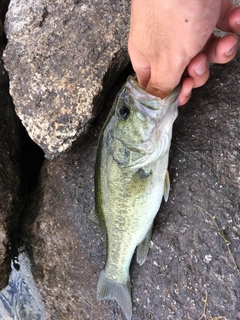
(94, 76), (180, 319)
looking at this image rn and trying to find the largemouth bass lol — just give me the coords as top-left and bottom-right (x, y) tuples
(93, 76), (180, 319)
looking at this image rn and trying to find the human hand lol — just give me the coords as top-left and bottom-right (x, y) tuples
(128, 0), (240, 106)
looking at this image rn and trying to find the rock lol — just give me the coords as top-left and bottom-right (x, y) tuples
(3, 0), (130, 159)
(0, 0), (21, 290)
(0, 61), (24, 289)
(0, 0), (43, 293)
(22, 90), (118, 319)
(22, 47), (240, 319)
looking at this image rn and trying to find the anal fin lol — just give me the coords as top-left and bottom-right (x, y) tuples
(136, 224), (153, 266)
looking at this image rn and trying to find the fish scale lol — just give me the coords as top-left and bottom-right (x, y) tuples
(94, 76), (180, 319)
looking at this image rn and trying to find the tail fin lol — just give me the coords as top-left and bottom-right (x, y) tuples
(97, 270), (132, 320)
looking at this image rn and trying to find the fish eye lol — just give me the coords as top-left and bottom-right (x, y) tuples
(117, 105), (131, 120)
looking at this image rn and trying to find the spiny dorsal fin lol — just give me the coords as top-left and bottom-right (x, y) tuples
(89, 208), (101, 225)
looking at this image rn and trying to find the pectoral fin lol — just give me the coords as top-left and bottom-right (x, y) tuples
(136, 224), (153, 266)
(163, 169), (170, 202)
(127, 167), (151, 196)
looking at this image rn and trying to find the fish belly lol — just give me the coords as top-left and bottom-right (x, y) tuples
(102, 156), (167, 282)
(96, 139), (169, 320)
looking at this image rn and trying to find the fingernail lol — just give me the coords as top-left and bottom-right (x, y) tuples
(225, 44), (237, 56)
(194, 59), (207, 76)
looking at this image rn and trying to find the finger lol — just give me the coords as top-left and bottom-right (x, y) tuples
(187, 53), (210, 88)
(227, 6), (240, 33)
(203, 33), (238, 63)
(217, 3), (240, 33)
(178, 54), (209, 106)
(178, 77), (194, 106)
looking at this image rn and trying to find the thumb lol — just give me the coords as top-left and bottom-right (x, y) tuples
(129, 39), (182, 99)
(128, 37), (151, 88)
(134, 65), (151, 89)
(137, 59), (182, 98)
(133, 63), (177, 99)
(146, 76), (174, 99)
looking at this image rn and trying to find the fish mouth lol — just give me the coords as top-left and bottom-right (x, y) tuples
(125, 76), (181, 115)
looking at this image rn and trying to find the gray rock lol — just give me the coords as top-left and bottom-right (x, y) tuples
(0, 61), (24, 290)
(3, 0), (130, 159)
(0, 0), (29, 292)
(22, 47), (240, 319)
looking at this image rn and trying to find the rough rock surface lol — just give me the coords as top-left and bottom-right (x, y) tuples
(0, 0), (24, 289)
(22, 47), (240, 319)
(3, 0), (130, 159)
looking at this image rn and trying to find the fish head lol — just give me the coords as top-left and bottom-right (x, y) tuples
(111, 76), (180, 169)
(113, 85), (155, 151)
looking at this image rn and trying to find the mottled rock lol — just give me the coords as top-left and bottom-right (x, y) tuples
(22, 47), (240, 319)
(3, 0), (130, 159)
